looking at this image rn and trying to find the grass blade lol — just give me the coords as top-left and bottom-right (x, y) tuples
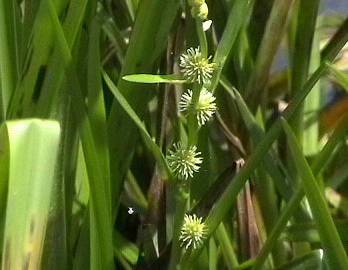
(211, 0), (254, 91)
(281, 118), (348, 269)
(46, 2), (114, 268)
(103, 71), (172, 180)
(106, 0), (180, 215)
(122, 74), (186, 84)
(246, 0), (295, 105)
(251, 112), (348, 269)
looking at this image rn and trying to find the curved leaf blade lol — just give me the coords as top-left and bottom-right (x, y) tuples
(122, 74), (186, 84)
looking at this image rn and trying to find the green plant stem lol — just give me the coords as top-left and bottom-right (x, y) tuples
(168, 185), (189, 270)
(215, 223), (239, 269)
(170, 83), (202, 268)
(195, 20), (208, 57)
(171, 17), (208, 267)
(187, 84), (202, 146)
(236, 258), (256, 270)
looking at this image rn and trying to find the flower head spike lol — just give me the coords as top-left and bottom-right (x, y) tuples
(180, 214), (207, 249)
(167, 143), (202, 180)
(179, 88), (217, 126)
(179, 47), (216, 84)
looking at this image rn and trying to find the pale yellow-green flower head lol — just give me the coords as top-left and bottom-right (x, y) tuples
(179, 88), (217, 126)
(179, 47), (216, 84)
(191, 3), (208, 20)
(167, 143), (202, 180)
(188, 0), (208, 20)
(188, 0), (205, 7)
(180, 214), (207, 249)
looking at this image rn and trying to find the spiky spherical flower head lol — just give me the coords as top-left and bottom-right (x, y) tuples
(180, 214), (207, 249)
(179, 47), (216, 84)
(167, 143), (202, 180)
(179, 88), (217, 126)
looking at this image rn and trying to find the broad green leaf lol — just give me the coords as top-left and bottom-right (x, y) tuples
(122, 74), (186, 84)
(0, 119), (60, 269)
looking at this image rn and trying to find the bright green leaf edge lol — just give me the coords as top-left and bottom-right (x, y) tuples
(122, 74), (186, 84)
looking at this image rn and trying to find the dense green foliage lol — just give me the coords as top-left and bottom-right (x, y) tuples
(0, 0), (348, 269)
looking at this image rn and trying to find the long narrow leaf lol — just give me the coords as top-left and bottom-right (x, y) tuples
(103, 72), (172, 180)
(122, 74), (186, 84)
(281, 118), (348, 269)
(46, 2), (114, 269)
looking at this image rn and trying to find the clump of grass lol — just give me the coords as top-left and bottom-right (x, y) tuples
(0, 0), (348, 269)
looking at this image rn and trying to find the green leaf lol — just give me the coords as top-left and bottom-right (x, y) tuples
(251, 113), (348, 269)
(246, 0), (296, 105)
(114, 230), (139, 265)
(0, 119), (61, 269)
(281, 118), (348, 269)
(289, 0), (320, 154)
(46, 2), (114, 268)
(210, 0), (254, 90)
(7, 0), (68, 118)
(103, 71), (172, 180)
(122, 74), (186, 84)
(0, 1), (19, 119)
(275, 250), (323, 270)
(220, 76), (294, 200)
(327, 63), (348, 91)
(106, 0), (180, 216)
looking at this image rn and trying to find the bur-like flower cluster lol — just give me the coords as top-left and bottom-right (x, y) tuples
(189, 0), (209, 20)
(179, 88), (217, 126)
(167, 143), (202, 180)
(179, 47), (216, 85)
(180, 214), (207, 249)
